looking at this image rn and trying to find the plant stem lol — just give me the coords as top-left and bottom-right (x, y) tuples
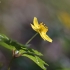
(8, 56), (14, 70)
(25, 33), (38, 45)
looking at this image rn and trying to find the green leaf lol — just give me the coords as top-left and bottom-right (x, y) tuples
(0, 34), (43, 56)
(0, 41), (13, 50)
(0, 34), (9, 41)
(0, 34), (26, 50)
(22, 54), (48, 70)
(21, 47), (43, 56)
(0, 34), (48, 70)
(31, 49), (43, 56)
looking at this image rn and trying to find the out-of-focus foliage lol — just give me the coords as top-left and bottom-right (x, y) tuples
(0, 62), (3, 68)
(58, 12), (70, 29)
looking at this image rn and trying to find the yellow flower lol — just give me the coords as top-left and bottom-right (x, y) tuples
(31, 17), (52, 42)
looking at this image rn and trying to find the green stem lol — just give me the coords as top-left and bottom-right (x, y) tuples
(8, 57), (14, 70)
(25, 33), (38, 45)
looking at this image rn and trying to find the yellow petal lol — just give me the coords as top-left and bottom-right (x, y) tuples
(33, 17), (39, 28)
(39, 33), (46, 40)
(40, 32), (52, 42)
(31, 24), (37, 32)
(45, 35), (52, 42)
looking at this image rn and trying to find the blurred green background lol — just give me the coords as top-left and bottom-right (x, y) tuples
(0, 0), (70, 70)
